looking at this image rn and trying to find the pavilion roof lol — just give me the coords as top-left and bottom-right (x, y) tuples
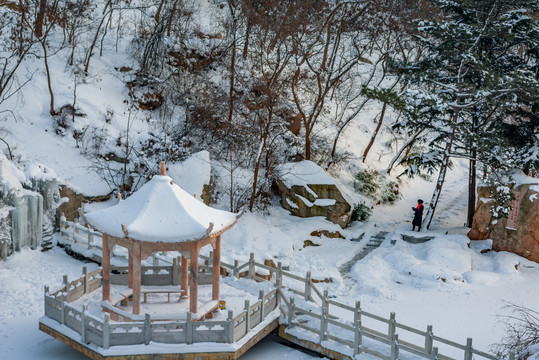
(85, 175), (238, 242)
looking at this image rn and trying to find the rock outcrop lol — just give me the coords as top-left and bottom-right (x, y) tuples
(468, 183), (539, 262)
(275, 161), (352, 228)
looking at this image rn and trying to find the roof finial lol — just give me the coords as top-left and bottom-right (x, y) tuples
(160, 161), (166, 176)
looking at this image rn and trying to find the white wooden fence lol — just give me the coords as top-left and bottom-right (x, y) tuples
(44, 265), (278, 348)
(56, 217), (510, 360)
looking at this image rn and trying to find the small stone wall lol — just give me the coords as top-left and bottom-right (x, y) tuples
(468, 183), (539, 262)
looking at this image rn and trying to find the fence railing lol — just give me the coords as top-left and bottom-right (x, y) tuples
(57, 217), (508, 360)
(44, 265), (279, 349)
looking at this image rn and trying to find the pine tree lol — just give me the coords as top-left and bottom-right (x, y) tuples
(394, 0), (539, 229)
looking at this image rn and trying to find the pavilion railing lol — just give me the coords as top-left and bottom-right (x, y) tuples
(55, 217), (510, 360)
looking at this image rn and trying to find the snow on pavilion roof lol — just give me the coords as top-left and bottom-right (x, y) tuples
(85, 175), (238, 242)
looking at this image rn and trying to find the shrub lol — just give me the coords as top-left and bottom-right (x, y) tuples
(351, 203), (372, 222)
(354, 170), (400, 204)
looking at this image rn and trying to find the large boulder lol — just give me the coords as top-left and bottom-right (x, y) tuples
(275, 161), (352, 228)
(468, 182), (539, 262)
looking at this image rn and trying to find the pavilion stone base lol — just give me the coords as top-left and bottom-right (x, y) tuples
(39, 314), (279, 360)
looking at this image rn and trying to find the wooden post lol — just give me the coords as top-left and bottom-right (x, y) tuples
(144, 314), (151, 345)
(249, 253), (255, 280)
(83, 267), (88, 294)
(63, 275), (69, 293)
(102, 234), (111, 301)
(354, 320), (362, 355)
(259, 290), (265, 322)
(464, 338), (473, 360)
(181, 255), (188, 299)
(212, 235), (221, 301)
(186, 312), (193, 344)
(425, 325), (433, 354)
(103, 313), (110, 349)
(81, 304), (88, 344)
(244, 300), (251, 332)
(288, 297), (295, 328)
(233, 259), (239, 278)
(128, 249), (133, 289)
(132, 241), (142, 315)
(227, 310), (234, 343)
(87, 231), (93, 250)
(60, 293), (66, 324)
(354, 301), (361, 326)
(305, 271), (312, 301)
(391, 333), (399, 360)
(277, 261), (283, 286)
(388, 312), (396, 340)
(153, 254), (159, 275)
(189, 246), (199, 314)
(172, 257), (179, 286)
(431, 347), (439, 360)
(319, 306), (327, 343)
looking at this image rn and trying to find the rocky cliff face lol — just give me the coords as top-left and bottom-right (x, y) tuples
(468, 183), (539, 262)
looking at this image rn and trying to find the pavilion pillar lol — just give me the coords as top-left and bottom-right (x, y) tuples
(189, 245), (199, 314)
(128, 249), (133, 289)
(212, 235), (221, 301)
(102, 234), (111, 301)
(181, 255), (188, 299)
(132, 240), (142, 315)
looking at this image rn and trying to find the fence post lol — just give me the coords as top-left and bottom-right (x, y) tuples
(323, 290), (329, 312)
(63, 275), (69, 293)
(464, 338), (473, 360)
(509, 353), (515, 360)
(83, 267), (88, 294)
(388, 312), (396, 341)
(103, 313), (110, 349)
(43, 286), (49, 315)
(87, 231), (93, 250)
(186, 312), (193, 344)
(319, 306), (327, 343)
(244, 300), (251, 332)
(227, 310), (234, 343)
(81, 304), (87, 344)
(153, 255), (159, 275)
(425, 325), (433, 354)
(354, 301), (361, 325)
(354, 320), (362, 355)
(431, 347), (439, 360)
(288, 297), (296, 328)
(172, 257), (179, 286)
(144, 314), (151, 345)
(249, 253), (255, 280)
(60, 294), (66, 324)
(304, 271), (312, 301)
(233, 260), (239, 278)
(277, 262), (283, 286)
(259, 290), (265, 322)
(391, 333), (399, 360)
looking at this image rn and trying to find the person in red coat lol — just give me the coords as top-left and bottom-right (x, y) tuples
(412, 199), (424, 231)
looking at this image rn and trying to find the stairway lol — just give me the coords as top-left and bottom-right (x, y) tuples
(41, 217), (55, 252)
(339, 231), (389, 275)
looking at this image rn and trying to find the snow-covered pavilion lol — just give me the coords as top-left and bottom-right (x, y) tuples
(85, 162), (240, 316)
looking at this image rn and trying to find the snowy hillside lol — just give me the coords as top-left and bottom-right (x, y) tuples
(0, 0), (538, 359)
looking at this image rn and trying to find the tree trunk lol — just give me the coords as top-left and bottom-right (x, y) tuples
(423, 110), (459, 229)
(362, 101), (387, 163)
(386, 128), (424, 175)
(467, 146), (477, 227)
(305, 126), (311, 160)
(34, 0), (46, 38)
(41, 40), (55, 116)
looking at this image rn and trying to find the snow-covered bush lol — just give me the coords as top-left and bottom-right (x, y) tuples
(351, 203), (372, 222)
(354, 170), (400, 205)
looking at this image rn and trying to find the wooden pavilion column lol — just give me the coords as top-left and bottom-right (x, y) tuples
(102, 234), (111, 301)
(128, 249), (133, 288)
(132, 240), (142, 315)
(189, 244), (199, 314)
(181, 255), (188, 299)
(212, 235), (221, 301)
